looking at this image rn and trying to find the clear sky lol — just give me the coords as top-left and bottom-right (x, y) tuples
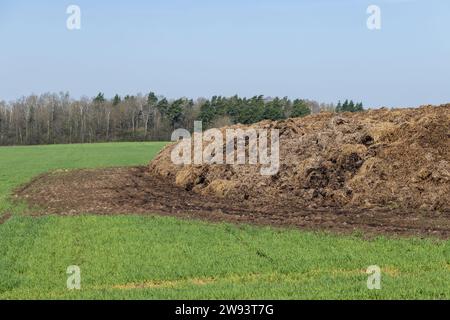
(0, 0), (449, 107)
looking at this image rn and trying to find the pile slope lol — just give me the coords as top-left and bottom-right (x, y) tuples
(150, 105), (450, 212)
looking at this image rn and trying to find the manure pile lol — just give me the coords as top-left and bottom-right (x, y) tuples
(150, 105), (450, 212)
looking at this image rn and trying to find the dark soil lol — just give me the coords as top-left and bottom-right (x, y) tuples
(14, 166), (450, 238)
(0, 212), (12, 225)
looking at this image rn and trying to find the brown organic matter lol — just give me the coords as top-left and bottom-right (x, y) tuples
(150, 104), (450, 212)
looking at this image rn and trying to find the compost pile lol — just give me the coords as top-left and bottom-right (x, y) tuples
(150, 105), (450, 212)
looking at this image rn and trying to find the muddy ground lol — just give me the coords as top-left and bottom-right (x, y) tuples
(15, 166), (450, 238)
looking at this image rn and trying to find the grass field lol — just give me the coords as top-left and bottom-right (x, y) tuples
(1, 142), (450, 299)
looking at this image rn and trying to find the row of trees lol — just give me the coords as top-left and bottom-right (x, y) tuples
(199, 96), (314, 127)
(336, 100), (364, 113)
(0, 92), (362, 146)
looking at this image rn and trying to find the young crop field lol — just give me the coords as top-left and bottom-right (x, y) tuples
(1, 142), (450, 299)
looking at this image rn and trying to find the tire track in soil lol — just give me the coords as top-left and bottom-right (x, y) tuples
(225, 226), (276, 264)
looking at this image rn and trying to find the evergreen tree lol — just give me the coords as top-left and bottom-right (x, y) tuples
(112, 94), (121, 106)
(167, 99), (185, 128)
(263, 97), (285, 120)
(156, 98), (169, 116)
(147, 92), (158, 106)
(342, 99), (350, 112)
(199, 100), (216, 125)
(336, 99), (364, 112)
(348, 100), (355, 111)
(354, 102), (364, 112)
(291, 99), (311, 118)
(94, 92), (105, 104)
(336, 100), (342, 113)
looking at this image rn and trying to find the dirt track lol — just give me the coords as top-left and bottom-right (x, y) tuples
(15, 166), (450, 238)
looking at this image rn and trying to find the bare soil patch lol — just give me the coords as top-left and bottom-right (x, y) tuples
(15, 166), (450, 238)
(0, 212), (12, 225)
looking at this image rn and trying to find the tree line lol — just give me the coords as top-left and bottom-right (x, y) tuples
(0, 92), (363, 146)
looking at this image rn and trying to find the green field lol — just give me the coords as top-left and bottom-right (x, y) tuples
(1, 142), (450, 299)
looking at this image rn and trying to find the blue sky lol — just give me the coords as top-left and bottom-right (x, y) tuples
(0, 0), (449, 107)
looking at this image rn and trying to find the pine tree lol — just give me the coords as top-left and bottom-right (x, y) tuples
(336, 100), (364, 112)
(147, 92), (158, 106)
(348, 100), (355, 111)
(167, 99), (185, 128)
(342, 99), (349, 112)
(93, 92), (105, 104)
(336, 100), (342, 113)
(112, 94), (121, 106)
(291, 99), (311, 118)
(156, 98), (168, 115)
(199, 100), (215, 125)
(354, 102), (364, 112)
(263, 97), (285, 120)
